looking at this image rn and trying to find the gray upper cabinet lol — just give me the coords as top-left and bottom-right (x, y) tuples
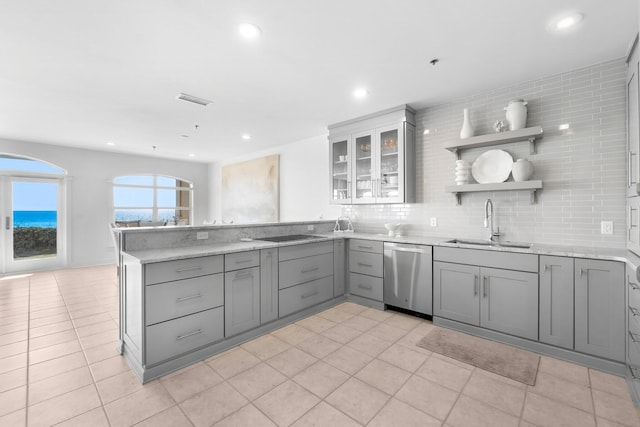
(260, 248), (278, 324)
(627, 34), (640, 199)
(224, 265), (260, 337)
(328, 105), (416, 205)
(539, 256), (575, 350)
(574, 258), (625, 362)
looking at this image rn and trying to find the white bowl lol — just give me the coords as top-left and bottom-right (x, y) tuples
(384, 223), (401, 236)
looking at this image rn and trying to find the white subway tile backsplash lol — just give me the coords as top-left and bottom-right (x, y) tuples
(343, 58), (627, 248)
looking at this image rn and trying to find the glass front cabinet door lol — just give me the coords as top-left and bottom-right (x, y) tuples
(330, 136), (350, 203)
(353, 130), (376, 204)
(375, 124), (405, 204)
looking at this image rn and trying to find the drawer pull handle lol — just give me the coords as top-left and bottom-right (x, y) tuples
(235, 259), (253, 264)
(358, 245), (373, 249)
(176, 293), (202, 303)
(175, 266), (202, 273)
(234, 271), (252, 279)
(176, 329), (203, 341)
(301, 290), (319, 299)
(630, 331), (640, 343)
(631, 307), (640, 317)
(474, 275), (478, 296)
(358, 284), (373, 290)
(357, 262), (373, 268)
(483, 277), (488, 298)
(301, 267), (319, 274)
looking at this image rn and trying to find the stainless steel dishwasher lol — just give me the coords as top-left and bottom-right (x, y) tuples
(383, 242), (432, 315)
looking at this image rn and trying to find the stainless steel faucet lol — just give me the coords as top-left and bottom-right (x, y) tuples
(484, 198), (500, 241)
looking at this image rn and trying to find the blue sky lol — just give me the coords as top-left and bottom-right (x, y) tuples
(13, 181), (57, 211)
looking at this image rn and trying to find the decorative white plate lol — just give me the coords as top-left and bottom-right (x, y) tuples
(471, 149), (513, 184)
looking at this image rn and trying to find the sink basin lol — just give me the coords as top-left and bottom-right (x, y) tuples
(256, 234), (327, 243)
(446, 238), (532, 249)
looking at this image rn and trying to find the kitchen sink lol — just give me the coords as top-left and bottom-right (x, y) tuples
(446, 238), (532, 249)
(256, 234), (327, 243)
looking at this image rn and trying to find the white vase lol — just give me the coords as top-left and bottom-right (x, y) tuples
(460, 108), (474, 139)
(512, 158), (534, 182)
(505, 99), (528, 131)
(455, 159), (470, 185)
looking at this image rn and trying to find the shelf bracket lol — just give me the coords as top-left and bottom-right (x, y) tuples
(454, 192), (461, 205)
(452, 148), (461, 160)
(530, 189), (537, 204)
(528, 137), (536, 155)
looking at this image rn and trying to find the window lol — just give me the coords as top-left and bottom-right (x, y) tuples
(113, 175), (193, 225)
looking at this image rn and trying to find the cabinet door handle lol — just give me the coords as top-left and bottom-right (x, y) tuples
(357, 262), (373, 268)
(175, 266), (202, 273)
(630, 331), (640, 343)
(234, 271), (252, 279)
(301, 267), (319, 274)
(543, 264), (549, 273)
(629, 151), (634, 187)
(358, 284), (373, 290)
(580, 268), (585, 277)
(301, 290), (319, 299)
(473, 275), (478, 296)
(357, 245), (373, 249)
(176, 293), (202, 303)
(483, 276), (488, 298)
(234, 258), (253, 264)
(176, 329), (203, 341)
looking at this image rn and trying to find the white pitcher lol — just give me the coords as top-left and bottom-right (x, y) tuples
(505, 99), (528, 131)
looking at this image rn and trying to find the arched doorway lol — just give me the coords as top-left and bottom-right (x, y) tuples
(0, 154), (67, 273)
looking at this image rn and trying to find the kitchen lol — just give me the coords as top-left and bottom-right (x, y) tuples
(2, 1), (640, 426)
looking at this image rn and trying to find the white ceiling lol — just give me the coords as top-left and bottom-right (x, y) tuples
(0, 0), (637, 163)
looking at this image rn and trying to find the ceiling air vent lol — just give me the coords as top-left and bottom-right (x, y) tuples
(177, 93), (213, 107)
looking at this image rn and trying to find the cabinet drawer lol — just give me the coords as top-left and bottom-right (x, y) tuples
(225, 251), (260, 271)
(279, 253), (333, 289)
(145, 274), (224, 326)
(349, 272), (383, 301)
(279, 276), (334, 317)
(349, 251), (383, 277)
(630, 273), (640, 309)
(145, 255), (224, 285)
(349, 239), (383, 254)
(434, 247), (538, 273)
(145, 307), (224, 365)
(279, 241), (333, 261)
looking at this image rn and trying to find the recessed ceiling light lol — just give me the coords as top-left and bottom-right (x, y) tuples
(354, 88), (368, 99)
(241, 134), (252, 140)
(188, 153), (195, 158)
(238, 23), (261, 39)
(106, 142), (115, 146)
(550, 12), (583, 32)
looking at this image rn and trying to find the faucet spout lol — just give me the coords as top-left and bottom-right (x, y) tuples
(484, 199), (500, 241)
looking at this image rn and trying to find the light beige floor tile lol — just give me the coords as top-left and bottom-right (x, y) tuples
(0, 408), (25, 426)
(267, 347), (318, 377)
(446, 395), (519, 427)
(0, 330), (27, 346)
(340, 314), (379, 332)
(292, 401), (360, 427)
(359, 307), (394, 322)
(292, 361), (349, 398)
(0, 320), (28, 335)
(295, 333), (342, 359)
(369, 398), (441, 427)
(254, 380), (319, 427)
(355, 359), (411, 395)
(377, 343), (429, 373)
(529, 372), (593, 413)
(29, 351), (87, 383)
(323, 344), (373, 375)
(29, 306), (69, 320)
(347, 332), (393, 357)
(240, 334), (291, 360)
(29, 320), (74, 338)
(28, 366), (93, 405)
(271, 324), (317, 346)
(72, 312), (113, 328)
(522, 392), (596, 427)
(29, 339), (82, 365)
(336, 302), (368, 315)
(0, 367), (26, 393)
(590, 369), (632, 398)
(316, 307), (355, 323)
(415, 355), (472, 392)
(96, 370), (145, 404)
(0, 385), (25, 417)
(28, 329), (78, 351)
(29, 313), (70, 328)
(395, 331), (433, 354)
(180, 382), (249, 427)
(79, 329), (119, 350)
(0, 353), (27, 375)
(133, 405), (193, 427)
(83, 340), (121, 365)
(228, 363), (287, 401)
(395, 375), (459, 421)
(160, 362), (224, 403)
(89, 355), (131, 382)
(462, 370), (526, 416)
(321, 324), (362, 344)
(384, 312), (422, 331)
(55, 407), (109, 427)
(366, 322), (409, 343)
(214, 403), (277, 427)
(104, 382), (175, 427)
(206, 347), (261, 379)
(592, 389), (640, 427)
(0, 340), (27, 359)
(0, 314), (28, 327)
(295, 314), (337, 333)
(538, 356), (590, 387)
(75, 319), (117, 339)
(326, 377), (389, 424)
(411, 320), (436, 335)
(27, 384), (102, 427)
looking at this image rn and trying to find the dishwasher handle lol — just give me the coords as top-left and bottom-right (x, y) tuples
(387, 246), (430, 254)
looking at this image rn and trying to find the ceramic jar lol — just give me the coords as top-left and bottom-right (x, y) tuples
(512, 158), (534, 182)
(505, 99), (528, 131)
(455, 159), (470, 185)
(460, 108), (475, 139)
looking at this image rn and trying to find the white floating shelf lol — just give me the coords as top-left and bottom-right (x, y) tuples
(445, 180), (543, 205)
(445, 126), (544, 157)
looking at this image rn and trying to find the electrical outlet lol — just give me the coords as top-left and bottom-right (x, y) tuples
(600, 221), (613, 235)
(196, 231), (209, 240)
(307, 225), (314, 231)
(430, 217), (437, 227)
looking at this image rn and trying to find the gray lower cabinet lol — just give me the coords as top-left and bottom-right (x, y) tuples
(433, 256), (538, 341)
(334, 240), (346, 296)
(224, 265), (260, 337)
(348, 239), (384, 303)
(627, 268), (640, 400)
(575, 258), (625, 362)
(539, 256), (574, 349)
(260, 248), (278, 324)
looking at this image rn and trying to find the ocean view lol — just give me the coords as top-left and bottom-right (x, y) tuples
(14, 210), (57, 228)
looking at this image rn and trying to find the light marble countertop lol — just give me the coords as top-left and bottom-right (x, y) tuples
(122, 231), (640, 275)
